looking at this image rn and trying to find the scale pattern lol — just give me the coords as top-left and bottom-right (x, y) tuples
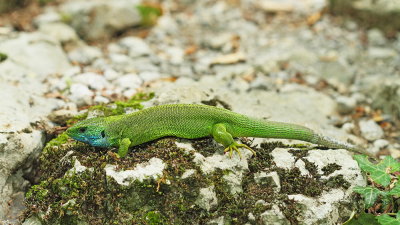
(104, 104), (321, 146)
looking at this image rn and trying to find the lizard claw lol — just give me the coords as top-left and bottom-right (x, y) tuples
(224, 142), (256, 158)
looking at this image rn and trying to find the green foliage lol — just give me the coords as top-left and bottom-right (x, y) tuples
(353, 155), (399, 187)
(136, 4), (162, 27)
(0, 52), (7, 62)
(344, 212), (380, 225)
(351, 155), (400, 225)
(38, 0), (55, 5)
(376, 212), (400, 225)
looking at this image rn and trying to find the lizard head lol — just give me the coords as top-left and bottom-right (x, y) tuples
(66, 117), (111, 148)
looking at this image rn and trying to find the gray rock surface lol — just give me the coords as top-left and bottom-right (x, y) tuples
(359, 119), (384, 141)
(60, 0), (142, 40)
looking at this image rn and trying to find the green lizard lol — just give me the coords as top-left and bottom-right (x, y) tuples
(66, 104), (371, 158)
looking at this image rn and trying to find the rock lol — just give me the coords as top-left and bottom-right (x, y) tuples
(68, 83), (94, 106)
(68, 45), (103, 65)
(61, 0), (142, 41)
(195, 186), (218, 211)
(38, 22), (79, 44)
(48, 105), (78, 124)
(254, 0), (326, 14)
(73, 72), (109, 90)
(359, 119), (384, 141)
(104, 68), (121, 81)
(93, 95), (110, 104)
(0, 32), (69, 222)
(373, 139), (389, 149)
(105, 158), (166, 185)
(109, 53), (136, 73)
(336, 95), (356, 114)
(260, 204), (290, 225)
(254, 171), (281, 192)
(368, 47), (398, 59)
(139, 71), (162, 83)
(34, 11), (62, 26)
(22, 216), (42, 225)
(0, 32), (71, 78)
(115, 74), (143, 90)
(119, 37), (152, 58)
(367, 28), (386, 46)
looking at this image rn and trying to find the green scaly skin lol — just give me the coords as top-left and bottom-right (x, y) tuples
(66, 104), (372, 158)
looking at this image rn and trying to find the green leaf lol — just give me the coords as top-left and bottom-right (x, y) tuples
(353, 155), (391, 187)
(381, 156), (400, 173)
(376, 214), (400, 225)
(343, 212), (379, 225)
(353, 186), (382, 208)
(389, 182), (400, 196)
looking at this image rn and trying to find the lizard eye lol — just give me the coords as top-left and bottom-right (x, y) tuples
(79, 127), (87, 133)
(101, 130), (106, 138)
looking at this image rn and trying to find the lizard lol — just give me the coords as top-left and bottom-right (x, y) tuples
(66, 104), (372, 158)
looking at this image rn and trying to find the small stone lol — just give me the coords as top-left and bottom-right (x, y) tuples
(119, 37), (152, 58)
(255, 199), (267, 206)
(368, 47), (398, 59)
(48, 107), (78, 124)
(69, 83), (93, 106)
(68, 46), (103, 65)
(122, 89), (138, 99)
(93, 95), (110, 104)
(138, 71), (161, 82)
(373, 139), (389, 149)
(39, 22), (79, 44)
(104, 69), (120, 81)
(195, 186), (218, 211)
(254, 171), (281, 192)
(367, 28), (386, 46)
(115, 74), (143, 90)
(248, 213), (256, 221)
(73, 72), (109, 90)
(342, 122), (355, 134)
(359, 119), (384, 141)
(336, 96), (356, 114)
(260, 204), (290, 225)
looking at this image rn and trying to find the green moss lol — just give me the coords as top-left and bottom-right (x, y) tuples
(136, 4), (162, 27)
(0, 52), (7, 62)
(322, 163), (342, 176)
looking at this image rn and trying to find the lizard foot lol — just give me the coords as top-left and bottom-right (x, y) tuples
(224, 142), (256, 158)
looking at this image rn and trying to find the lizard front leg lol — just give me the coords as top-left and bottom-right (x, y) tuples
(211, 123), (256, 158)
(117, 138), (131, 158)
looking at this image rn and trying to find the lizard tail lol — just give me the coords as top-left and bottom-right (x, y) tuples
(310, 133), (375, 157)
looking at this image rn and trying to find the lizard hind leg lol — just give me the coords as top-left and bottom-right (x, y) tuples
(211, 123), (256, 158)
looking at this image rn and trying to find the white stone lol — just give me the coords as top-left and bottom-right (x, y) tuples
(195, 186), (218, 211)
(260, 204), (289, 225)
(193, 153), (249, 175)
(69, 83), (93, 106)
(39, 22), (79, 44)
(336, 95), (356, 114)
(93, 95), (110, 104)
(271, 148), (296, 169)
(222, 172), (243, 195)
(73, 72), (109, 90)
(61, 0), (142, 41)
(373, 139), (389, 149)
(104, 69), (120, 81)
(115, 74), (143, 90)
(68, 46), (103, 65)
(181, 169), (196, 179)
(104, 158), (165, 185)
(119, 37), (152, 58)
(359, 119), (384, 141)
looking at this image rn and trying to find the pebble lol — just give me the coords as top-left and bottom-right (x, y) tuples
(336, 95), (356, 115)
(68, 46), (103, 65)
(73, 72), (109, 90)
(115, 74), (143, 90)
(93, 95), (110, 104)
(359, 119), (384, 141)
(139, 71), (162, 82)
(119, 37), (152, 58)
(104, 69), (120, 81)
(69, 83), (93, 106)
(373, 139), (389, 149)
